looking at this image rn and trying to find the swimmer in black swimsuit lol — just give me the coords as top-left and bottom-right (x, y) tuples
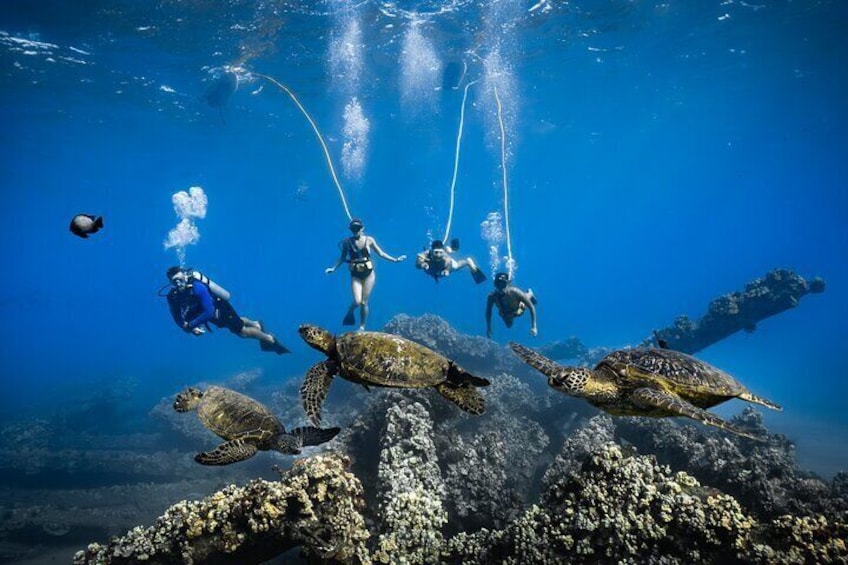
(325, 218), (406, 330)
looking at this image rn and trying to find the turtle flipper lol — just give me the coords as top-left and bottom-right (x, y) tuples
(509, 342), (560, 377)
(737, 391), (782, 411)
(447, 363), (490, 387)
(290, 426), (342, 448)
(435, 382), (485, 415)
(301, 361), (335, 426)
(631, 387), (766, 441)
(195, 438), (258, 465)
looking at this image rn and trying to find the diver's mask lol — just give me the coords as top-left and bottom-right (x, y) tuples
(349, 218), (364, 234)
(170, 271), (189, 290)
(494, 273), (510, 290)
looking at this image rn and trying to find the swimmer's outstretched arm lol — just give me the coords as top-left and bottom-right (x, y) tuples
(369, 237), (406, 263)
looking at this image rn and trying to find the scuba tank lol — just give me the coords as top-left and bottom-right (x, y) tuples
(187, 269), (231, 301)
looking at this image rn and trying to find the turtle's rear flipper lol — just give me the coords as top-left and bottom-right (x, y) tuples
(195, 438), (258, 465)
(631, 387), (766, 442)
(448, 363), (490, 387)
(291, 426), (341, 448)
(301, 361), (335, 426)
(435, 382), (485, 415)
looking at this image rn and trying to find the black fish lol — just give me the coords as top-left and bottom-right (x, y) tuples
(69, 214), (103, 238)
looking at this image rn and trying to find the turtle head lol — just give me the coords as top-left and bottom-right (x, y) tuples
(549, 368), (591, 397)
(298, 324), (335, 355)
(174, 387), (203, 412)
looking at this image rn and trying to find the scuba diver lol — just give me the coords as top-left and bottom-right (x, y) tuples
(325, 218), (407, 331)
(415, 239), (487, 284)
(486, 272), (538, 338)
(164, 266), (288, 354)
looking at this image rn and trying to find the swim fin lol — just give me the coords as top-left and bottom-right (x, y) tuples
(272, 339), (289, 355)
(342, 310), (356, 326)
(261, 336), (290, 355)
(471, 267), (487, 285)
(450, 238), (460, 251)
(528, 289), (539, 305)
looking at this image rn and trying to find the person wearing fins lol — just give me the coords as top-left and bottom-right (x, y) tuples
(325, 218), (406, 331)
(486, 272), (538, 338)
(164, 266), (288, 354)
(415, 238), (487, 284)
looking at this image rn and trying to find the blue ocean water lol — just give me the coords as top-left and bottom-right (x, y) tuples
(1, 0), (846, 487)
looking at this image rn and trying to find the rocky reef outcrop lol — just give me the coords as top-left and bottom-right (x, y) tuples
(72, 453), (370, 565)
(444, 440), (848, 565)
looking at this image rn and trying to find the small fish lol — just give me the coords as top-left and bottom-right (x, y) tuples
(69, 214), (104, 238)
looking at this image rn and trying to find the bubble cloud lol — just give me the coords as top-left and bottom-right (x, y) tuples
(480, 211), (505, 275)
(164, 186), (207, 265)
(342, 97), (370, 180)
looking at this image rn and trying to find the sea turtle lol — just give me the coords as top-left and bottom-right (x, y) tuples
(173, 385), (341, 465)
(509, 342), (781, 440)
(298, 324), (490, 426)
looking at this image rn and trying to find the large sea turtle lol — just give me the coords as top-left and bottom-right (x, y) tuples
(298, 324), (490, 425)
(174, 385), (341, 465)
(509, 342), (781, 440)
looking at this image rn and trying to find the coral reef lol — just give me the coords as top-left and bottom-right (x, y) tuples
(616, 408), (848, 520)
(373, 403), (446, 564)
(72, 452), (370, 565)
(7, 312), (846, 564)
(444, 439), (848, 564)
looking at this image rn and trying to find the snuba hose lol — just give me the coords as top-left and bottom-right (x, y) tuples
(255, 73), (353, 221)
(493, 85), (514, 278)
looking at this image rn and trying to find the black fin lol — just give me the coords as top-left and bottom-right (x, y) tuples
(450, 238), (460, 251)
(342, 310), (356, 326)
(471, 268), (487, 284)
(94, 216), (104, 229)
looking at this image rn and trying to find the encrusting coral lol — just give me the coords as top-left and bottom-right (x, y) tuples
(72, 453), (371, 565)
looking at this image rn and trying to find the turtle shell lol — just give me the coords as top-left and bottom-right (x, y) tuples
(598, 348), (749, 399)
(336, 331), (450, 387)
(196, 386), (283, 443)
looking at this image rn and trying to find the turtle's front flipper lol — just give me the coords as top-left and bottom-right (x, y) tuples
(631, 387), (765, 441)
(509, 342), (560, 377)
(447, 363), (490, 387)
(301, 361), (335, 426)
(195, 438), (258, 465)
(738, 391), (782, 411)
(435, 382), (485, 415)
